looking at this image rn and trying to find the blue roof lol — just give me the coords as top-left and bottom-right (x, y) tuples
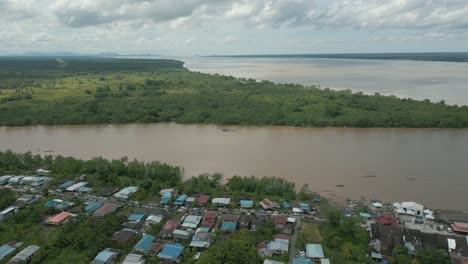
(292, 257), (315, 264)
(360, 212), (372, 218)
(240, 200), (253, 207)
(128, 213), (146, 222)
(94, 249), (115, 262)
(44, 200), (59, 207)
(174, 194), (188, 205)
(221, 221), (237, 231)
(300, 202), (309, 208)
(134, 235), (155, 253)
(160, 196), (171, 205)
(59, 180), (75, 189)
(158, 244), (184, 261)
(313, 197), (321, 202)
(161, 192), (172, 198)
(0, 245), (15, 260)
(306, 244), (325, 259)
(282, 201), (291, 208)
(85, 201), (103, 213)
(78, 186), (92, 193)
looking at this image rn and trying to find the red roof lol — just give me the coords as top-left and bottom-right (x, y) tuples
(275, 234), (290, 241)
(377, 215), (398, 225)
(204, 211), (217, 219)
(162, 220), (179, 231)
(273, 215), (287, 225)
(451, 222), (468, 234)
(93, 202), (118, 217)
(149, 242), (164, 255)
(197, 195), (210, 204)
(201, 218), (216, 228)
(48, 212), (72, 223)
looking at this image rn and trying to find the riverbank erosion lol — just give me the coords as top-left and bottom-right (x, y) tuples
(1, 57), (468, 127)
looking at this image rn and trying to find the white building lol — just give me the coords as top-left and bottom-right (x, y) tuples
(114, 186), (139, 199)
(0, 206), (19, 222)
(66, 182), (88, 192)
(212, 198), (230, 206)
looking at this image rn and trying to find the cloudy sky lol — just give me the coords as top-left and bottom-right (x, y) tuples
(1, 0), (468, 55)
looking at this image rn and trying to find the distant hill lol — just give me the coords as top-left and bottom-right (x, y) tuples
(20, 52), (121, 57)
(207, 52), (468, 62)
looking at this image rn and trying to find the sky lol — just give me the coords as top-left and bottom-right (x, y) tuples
(1, 0), (468, 55)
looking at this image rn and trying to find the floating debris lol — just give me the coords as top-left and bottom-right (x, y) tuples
(363, 175), (377, 178)
(43, 150), (54, 153)
(221, 128), (236, 132)
(336, 184), (345, 188)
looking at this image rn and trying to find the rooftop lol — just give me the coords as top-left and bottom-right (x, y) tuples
(48, 212), (72, 223)
(93, 202), (118, 217)
(122, 253), (145, 264)
(128, 213), (146, 222)
(9, 245), (40, 262)
(197, 195), (210, 204)
(134, 235), (155, 253)
(158, 243), (184, 261)
(306, 244), (325, 259)
(221, 221), (237, 231)
(162, 220), (179, 231)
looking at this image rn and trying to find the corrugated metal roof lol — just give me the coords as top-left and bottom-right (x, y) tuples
(9, 245), (39, 262)
(134, 235), (155, 253)
(305, 244), (325, 259)
(158, 244), (184, 261)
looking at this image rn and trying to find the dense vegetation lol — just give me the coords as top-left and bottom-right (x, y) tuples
(214, 52), (468, 62)
(1, 58), (467, 127)
(0, 188), (15, 211)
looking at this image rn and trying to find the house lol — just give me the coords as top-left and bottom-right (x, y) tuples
(189, 227), (214, 249)
(8, 176), (24, 185)
(221, 214), (240, 223)
(159, 189), (175, 197)
(185, 197), (196, 206)
(85, 201), (104, 213)
(173, 229), (191, 240)
(93, 203), (118, 217)
(66, 182), (88, 192)
(158, 244), (184, 262)
(221, 221), (237, 232)
(263, 260), (284, 264)
(300, 203), (310, 213)
(212, 197), (230, 206)
(160, 196), (171, 205)
(201, 211), (217, 229)
(282, 201), (291, 209)
(98, 187), (119, 197)
(260, 198), (280, 210)
(292, 257), (314, 264)
(21, 176), (51, 187)
(16, 194), (37, 206)
(113, 229), (137, 244)
(376, 215), (398, 226)
(359, 212), (372, 220)
(114, 186), (139, 200)
(47, 212), (74, 225)
(90, 248), (119, 264)
(146, 215), (164, 225)
(78, 186), (92, 193)
(57, 180), (75, 191)
(240, 200), (254, 209)
(134, 235), (156, 253)
(273, 215), (288, 232)
(55, 201), (74, 211)
(0, 206), (19, 222)
(182, 215), (202, 229)
(267, 235), (289, 255)
(196, 195), (210, 206)
(36, 168), (51, 175)
(128, 213), (146, 222)
(451, 222), (468, 235)
(397, 201), (424, 216)
(159, 220), (179, 239)
(44, 199), (62, 208)
(0, 242), (23, 261)
(305, 244), (325, 262)
(7, 245), (40, 264)
(122, 253), (145, 264)
(258, 242), (272, 257)
(0, 175), (12, 185)
(174, 195), (188, 206)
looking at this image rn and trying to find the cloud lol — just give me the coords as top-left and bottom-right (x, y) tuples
(316, 0), (468, 29)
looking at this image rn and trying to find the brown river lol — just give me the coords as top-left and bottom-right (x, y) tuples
(1, 123), (468, 210)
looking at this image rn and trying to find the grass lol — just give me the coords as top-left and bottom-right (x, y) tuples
(296, 221), (323, 251)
